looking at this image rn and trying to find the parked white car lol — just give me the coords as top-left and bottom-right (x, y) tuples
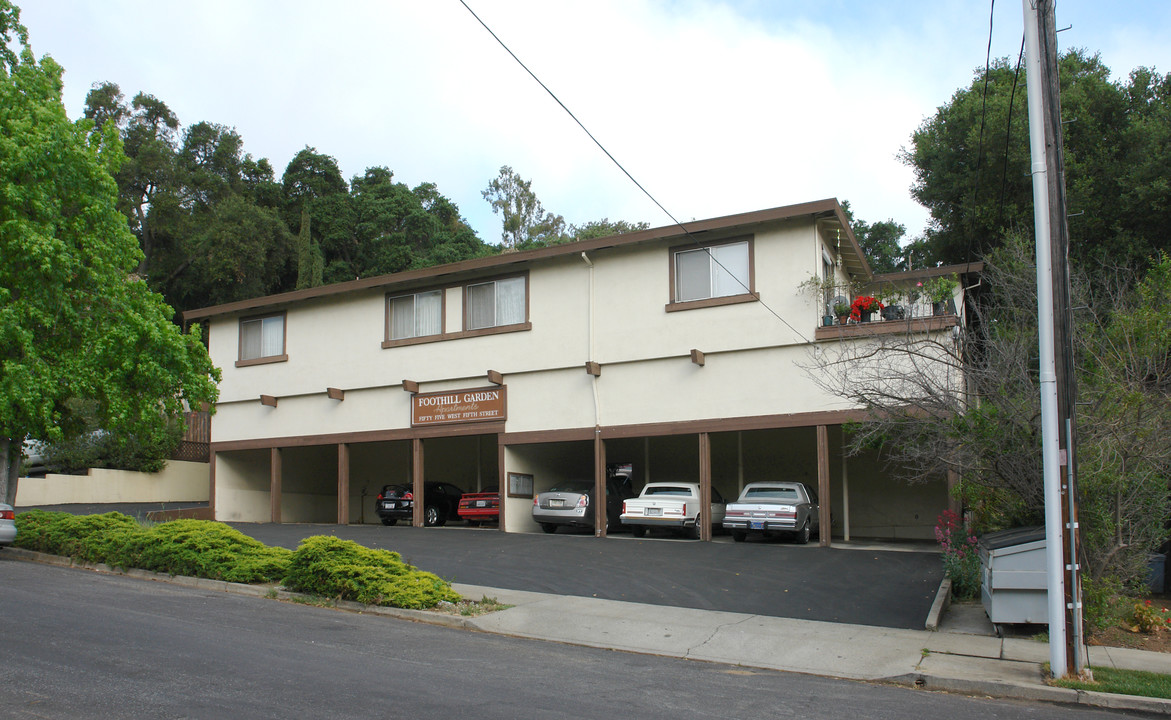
(620, 482), (726, 539)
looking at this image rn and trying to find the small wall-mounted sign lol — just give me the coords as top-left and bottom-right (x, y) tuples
(507, 472), (534, 499)
(411, 386), (507, 427)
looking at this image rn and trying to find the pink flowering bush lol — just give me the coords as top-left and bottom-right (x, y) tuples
(935, 510), (981, 600)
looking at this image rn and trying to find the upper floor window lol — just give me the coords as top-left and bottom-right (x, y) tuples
(670, 238), (754, 309)
(388, 289), (443, 341)
(466, 275), (526, 330)
(238, 312), (286, 366)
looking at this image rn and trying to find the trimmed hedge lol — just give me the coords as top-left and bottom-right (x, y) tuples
(13, 511), (460, 608)
(284, 536), (460, 609)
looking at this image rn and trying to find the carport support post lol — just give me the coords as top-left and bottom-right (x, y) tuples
(817, 425), (830, 547)
(270, 447), (282, 524)
(497, 437), (507, 533)
(699, 432), (712, 542)
(594, 430), (608, 537)
(337, 443), (350, 525)
(412, 438), (424, 527)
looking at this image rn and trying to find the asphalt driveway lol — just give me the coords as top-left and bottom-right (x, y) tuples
(17, 503), (943, 630)
(231, 523), (943, 630)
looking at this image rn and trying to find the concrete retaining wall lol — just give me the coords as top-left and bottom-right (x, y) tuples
(16, 461), (210, 505)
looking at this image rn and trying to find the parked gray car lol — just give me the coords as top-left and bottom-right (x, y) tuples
(532, 478), (634, 534)
(0, 503), (17, 547)
(722, 481), (819, 543)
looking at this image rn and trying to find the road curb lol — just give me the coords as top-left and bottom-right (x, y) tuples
(924, 577), (951, 630)
(2, 547), (477, 631)
(6, 545), (1171, 714)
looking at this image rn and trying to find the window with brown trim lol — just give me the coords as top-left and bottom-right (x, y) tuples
(237, 312), (287, 366)
(465, 275), (527, 330)
(668, 237), (755, 311)
(387, 289), (443, 341)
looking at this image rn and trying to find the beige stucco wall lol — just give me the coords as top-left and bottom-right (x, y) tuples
(16, 461), (209, 506)
(206, 218), (856, 444)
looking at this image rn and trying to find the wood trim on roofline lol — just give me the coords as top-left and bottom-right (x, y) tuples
(184, 198), (860, 323)
(208, 408), (871, 452)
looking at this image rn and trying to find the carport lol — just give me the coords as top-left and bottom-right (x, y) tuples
(210, 427), (501, 526)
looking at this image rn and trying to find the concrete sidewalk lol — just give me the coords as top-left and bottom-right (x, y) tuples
(452, 582), (1171, 715)
(7, 547), (1170, 714)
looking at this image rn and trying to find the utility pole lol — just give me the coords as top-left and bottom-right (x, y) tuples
(1021, 0), (1085, 678)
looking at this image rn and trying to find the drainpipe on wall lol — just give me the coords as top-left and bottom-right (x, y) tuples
(582, 252), (601, 427)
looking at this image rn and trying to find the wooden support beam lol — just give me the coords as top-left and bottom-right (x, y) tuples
(497, 437), (507, 533)
(487, 370), (504, 385)
(402, 380), (419, 394)
(260, 394), (278, 407)
(585, 361), (601, 376)
(270, 447), (282, 524)
(699, 432), (712, 541)
(337, 443), (350, 525)
(817, 425), (831, 547)
(412, 438), (424, 527)
(690, 349), (705, 366)
(327, 387), (344, 401)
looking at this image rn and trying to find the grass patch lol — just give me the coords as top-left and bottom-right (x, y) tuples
(1051, 666), (1171, 700)
(432, 595), (514, 617)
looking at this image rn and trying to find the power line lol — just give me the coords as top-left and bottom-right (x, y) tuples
(457, 0), (813, 343)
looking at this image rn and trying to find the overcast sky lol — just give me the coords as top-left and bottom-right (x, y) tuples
(18, 1), (1171, 247)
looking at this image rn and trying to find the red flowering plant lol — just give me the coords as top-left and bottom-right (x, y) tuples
(849, 295), (883, 321)
(935, 510), (981, 600)
(1131, 599), (1171, 634)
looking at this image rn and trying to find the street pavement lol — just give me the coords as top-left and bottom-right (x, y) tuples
(9, 508), (1171, 714)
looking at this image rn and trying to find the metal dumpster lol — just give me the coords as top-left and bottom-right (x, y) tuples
(979, 526), (1048, 624)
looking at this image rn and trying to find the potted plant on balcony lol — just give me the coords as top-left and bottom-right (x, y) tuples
(923, 274), (959, 316)
(833, 301), (851, 326)
(850, 295), (883, 323)
(798, 274), (840, 327)
(875, 285), (905, 321)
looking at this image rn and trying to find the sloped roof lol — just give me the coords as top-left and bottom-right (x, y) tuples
(183, 197), (867, 323)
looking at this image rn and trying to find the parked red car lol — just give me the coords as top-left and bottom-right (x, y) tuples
(457, 485), (499, 526)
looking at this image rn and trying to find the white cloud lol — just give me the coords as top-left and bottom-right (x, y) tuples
(18, 0), (1171, 247)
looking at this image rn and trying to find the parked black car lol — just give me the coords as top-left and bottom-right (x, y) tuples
(375, 482), (465, 527)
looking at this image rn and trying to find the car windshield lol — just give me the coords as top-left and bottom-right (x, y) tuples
(548, 481), (591, 494)
(744, 487), (800, 500)
(644, 486), (693, 496)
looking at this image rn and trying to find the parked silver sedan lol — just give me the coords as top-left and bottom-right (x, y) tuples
(532, 478), (633, 534)
(0, 503), (17, 547)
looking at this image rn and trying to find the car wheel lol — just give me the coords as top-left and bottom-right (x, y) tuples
(381, 518), (397, 527)
(795, 520), (810, 545)
(731, 530), (746, 542)
(540, 523), (557, 534)
(424, 505), (441, 527)
(690, 514), (703, 540)
(630, 525), (646, 538)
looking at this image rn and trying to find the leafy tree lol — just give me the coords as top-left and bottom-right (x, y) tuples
(0, 1), (219, 503)
(903, 50), (1171, 271)
(805, 235), (1170, 588)
(572, 218), (650, 241)
(841, 201), (908, 273)
(482, 165), (568, 249)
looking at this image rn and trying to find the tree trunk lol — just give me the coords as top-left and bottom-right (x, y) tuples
(0, 436), (18, 506)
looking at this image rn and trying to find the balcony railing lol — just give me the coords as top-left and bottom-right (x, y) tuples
(815, 285), (957, 328)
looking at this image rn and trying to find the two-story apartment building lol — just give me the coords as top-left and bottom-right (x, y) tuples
(184, 198), (967, 543)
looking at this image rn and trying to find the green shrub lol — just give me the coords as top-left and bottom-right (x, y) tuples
(1082, 575), (1131, 632)
(115, 519), (291, 583)
(15, 510), (142, 563)
(283, 536), (460, 609)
